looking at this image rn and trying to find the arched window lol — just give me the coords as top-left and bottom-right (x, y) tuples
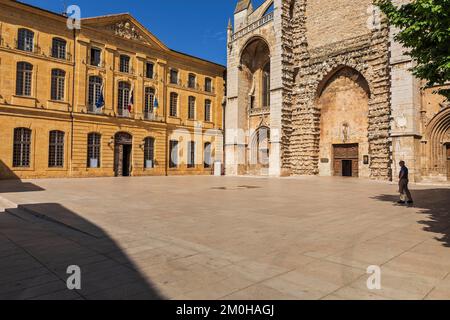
(169, 92), (178, 117)
(188, 73), (196, 89)
(87, 133), (101, 168)
(262, 62), (270, 107)
(188, 96), (196, 120)
(144, 87), (155, 115)
(13, 128), (31, 167)
(144, 137), (155, 169)
(119, 55), (130, 73)
(16, 62), (33, 96)
(51, 69), (66, 101)
(118, 81), (131, 116)
(204, 77), (212, 92)
(52, 38), (67, 60)
(48, 130), (65, 168)
(204, 99), (212, 122)
(204, 142), (212, 169)
(17, 28), (34, 52)
(88, 76), (103, 111)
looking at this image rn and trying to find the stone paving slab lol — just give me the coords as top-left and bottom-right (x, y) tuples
(0, 176), (449, 300)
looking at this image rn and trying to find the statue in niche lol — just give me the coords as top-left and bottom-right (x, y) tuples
(342, 122), (349, 142)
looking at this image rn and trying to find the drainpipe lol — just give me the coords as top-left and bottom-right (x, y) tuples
(69, 28), (77, 176)
(162, 62), (169, 176)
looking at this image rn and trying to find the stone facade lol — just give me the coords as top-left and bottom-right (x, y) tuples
(226, 0), (449, 183)
(0, 1), (225, 180)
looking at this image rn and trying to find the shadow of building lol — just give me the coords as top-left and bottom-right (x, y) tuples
(0, 202), (165, 300)
(0, 160), (44, 193)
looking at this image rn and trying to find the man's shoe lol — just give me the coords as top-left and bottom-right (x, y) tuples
(397, 201), (406, 204)
(407, 201), (414, 204)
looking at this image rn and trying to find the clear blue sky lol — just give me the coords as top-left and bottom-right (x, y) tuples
(20, 0), (267, 66)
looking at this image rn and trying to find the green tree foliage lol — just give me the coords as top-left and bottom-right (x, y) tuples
(376, 0), (450, 99)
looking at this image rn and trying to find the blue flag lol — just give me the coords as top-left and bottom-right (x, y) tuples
(154, 97), (159, 109)
(95, 84), (104, 109)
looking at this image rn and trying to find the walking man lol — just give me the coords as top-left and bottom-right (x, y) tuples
(398, 161), (414, 204)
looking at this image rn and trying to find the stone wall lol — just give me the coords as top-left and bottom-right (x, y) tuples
(305, 0), (372, 49)
(281, 0), (392, 180)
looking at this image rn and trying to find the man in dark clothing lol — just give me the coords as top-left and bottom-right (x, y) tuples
(398, 161), (413, 204)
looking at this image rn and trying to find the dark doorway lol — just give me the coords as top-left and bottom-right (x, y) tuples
(342, 160), (353, 177)
(114, 132), (133, 177)
(333, 144), (359, 177)
(122, 144), (132, 176)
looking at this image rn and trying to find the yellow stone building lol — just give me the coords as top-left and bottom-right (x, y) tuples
(0, 1), (226, 179)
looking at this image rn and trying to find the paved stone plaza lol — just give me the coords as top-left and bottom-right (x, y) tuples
(0, 176), (449, 300)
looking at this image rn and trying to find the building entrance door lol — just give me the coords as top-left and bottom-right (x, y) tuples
(114, 132), (132, 177)
(333, 144), (359, 177)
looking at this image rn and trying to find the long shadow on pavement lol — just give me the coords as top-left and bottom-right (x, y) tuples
(0, 160), (44, 193)
(0, 202), (164, 300)
(373, 188), (450, 247)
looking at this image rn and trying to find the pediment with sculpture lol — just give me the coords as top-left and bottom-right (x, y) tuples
(82, 14), (169, 50)
(111, 20), (146, 42)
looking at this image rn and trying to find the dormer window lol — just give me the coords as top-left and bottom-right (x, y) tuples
(120, 55), (130, 73)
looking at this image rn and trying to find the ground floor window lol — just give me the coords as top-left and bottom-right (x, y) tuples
(204, 142), (212, 169)
(13, 128), (31, 167)
(169, 140), (178, 168)
(144, 137), (155, 168)
(87, 133), (101, 168)
(48, 130), (65, 168)
(188, 141), (195, 168)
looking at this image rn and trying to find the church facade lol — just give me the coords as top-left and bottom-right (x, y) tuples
(225, 0), (449, 182)
(0, 1), (225, 180)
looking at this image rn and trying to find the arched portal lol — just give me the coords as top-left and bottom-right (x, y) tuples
(316, 66), (371, 177)
(248, 126), (271, 174)
(240, 37), (271, 112)
(238, 38), (272, 175)
(114, 132), (133, 177)
(424, 107), (450, 181)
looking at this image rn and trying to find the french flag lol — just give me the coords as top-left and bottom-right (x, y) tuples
(128, 85), (134, 112)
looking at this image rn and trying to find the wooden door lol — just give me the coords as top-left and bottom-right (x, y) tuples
(333, 144), (359, 177)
